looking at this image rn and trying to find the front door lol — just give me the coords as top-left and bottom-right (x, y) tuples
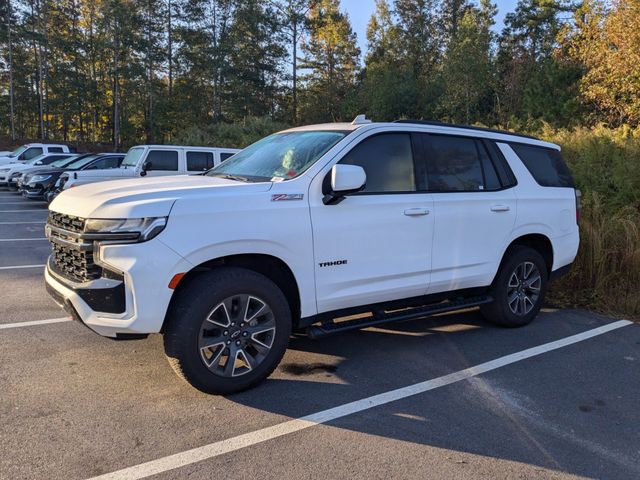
(310, 132), (434, 313)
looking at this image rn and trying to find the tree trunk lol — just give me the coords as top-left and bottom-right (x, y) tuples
(167, 0), (173, 96)
(292, 18), (297, 124)
(113, 19), (120, 150)
(7, 0), (16, 140)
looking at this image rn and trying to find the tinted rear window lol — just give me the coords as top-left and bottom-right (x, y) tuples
(510, 144), (574, 187)
(187, 151), (214, 171)
(425, 135), (484, 192)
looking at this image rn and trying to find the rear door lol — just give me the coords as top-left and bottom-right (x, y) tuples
(419, 134), (517, 293)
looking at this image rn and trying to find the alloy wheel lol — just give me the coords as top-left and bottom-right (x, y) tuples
(199, 294), (276, 377)
(507, 261), (542, 316)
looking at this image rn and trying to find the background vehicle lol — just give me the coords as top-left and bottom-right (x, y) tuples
(0, 153), (77, 188)
(58, 145), (240, 190)
(45, 117), (580, 394)
(0, 144), (70, 166)
(19, 153), (125, 201)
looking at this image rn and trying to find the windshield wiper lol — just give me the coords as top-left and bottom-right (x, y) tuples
(214, 173), (251, 182)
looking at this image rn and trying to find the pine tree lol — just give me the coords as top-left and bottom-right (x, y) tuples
(299, 0), (360, 122)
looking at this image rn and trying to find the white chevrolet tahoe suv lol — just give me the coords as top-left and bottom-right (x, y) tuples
(45, 117), (580, 394)
(58, 144), (240, 190)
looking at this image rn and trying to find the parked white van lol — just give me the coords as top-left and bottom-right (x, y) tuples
(58, 145), (240, 190)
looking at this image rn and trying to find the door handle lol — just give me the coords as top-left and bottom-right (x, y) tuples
(404, 208), (430, 216)
(490, 205), (510, 212)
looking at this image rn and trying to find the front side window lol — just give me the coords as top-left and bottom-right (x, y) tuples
(23, 147), (43, 160)
(339, 133), (416, 193)
(208, 131), (347, 182)
(187, 151), (214, 171)
(146, 150), (179, 171)
(425, 135), (484, 192)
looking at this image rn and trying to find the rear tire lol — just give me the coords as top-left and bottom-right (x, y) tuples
(163, 267), (291, 394)
(480, 246), (548, 327)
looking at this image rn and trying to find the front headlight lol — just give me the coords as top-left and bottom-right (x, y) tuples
(84, 217), (167, 242)
(30, 174), (52, 183)
(0, 168), (10, 173)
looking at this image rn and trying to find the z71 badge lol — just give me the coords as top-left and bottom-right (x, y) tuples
(271, 193), (304, 201)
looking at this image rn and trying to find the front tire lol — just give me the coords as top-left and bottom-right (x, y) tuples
(480, 246), (548, 327)
(163, 267), (291, 394)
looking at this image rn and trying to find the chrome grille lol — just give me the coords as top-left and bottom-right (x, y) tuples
(48, 212), (85, 233)
(47, 212), (100, 283)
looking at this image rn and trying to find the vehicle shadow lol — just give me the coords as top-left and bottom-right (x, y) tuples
(224, 308), (636, 479)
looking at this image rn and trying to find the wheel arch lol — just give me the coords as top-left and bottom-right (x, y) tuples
(163, 253), (302, 331)
(500, 233), (554, 277)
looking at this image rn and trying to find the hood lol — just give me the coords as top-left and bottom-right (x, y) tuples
(0, 161), (23, 171)
(49, 174), (273, 219)
(5, 163), (38, 175)
(0, 156), (18, 166)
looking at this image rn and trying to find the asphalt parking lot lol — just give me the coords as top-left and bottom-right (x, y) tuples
(0, 187), (639, 480)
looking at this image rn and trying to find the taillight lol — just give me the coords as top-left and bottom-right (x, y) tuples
(575, 189), (582, 224)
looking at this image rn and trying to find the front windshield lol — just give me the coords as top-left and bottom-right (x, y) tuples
(48, 156), (78, 168)
(63, 154), (98, 170)
(121, 147), (145, 168)
(207, 131), (347, 181)
(9, 146), (28, 157)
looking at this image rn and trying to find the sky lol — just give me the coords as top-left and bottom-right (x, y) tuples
(341, 0), (519, 55)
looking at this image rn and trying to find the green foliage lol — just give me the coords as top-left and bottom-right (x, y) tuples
(172, 116), (290, 149)
(540, 126), (640, 318)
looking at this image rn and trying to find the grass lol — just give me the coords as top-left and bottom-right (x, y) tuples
(541, 125), (640, 319)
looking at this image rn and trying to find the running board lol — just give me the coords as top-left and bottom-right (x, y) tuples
(306, 295), (493, 339)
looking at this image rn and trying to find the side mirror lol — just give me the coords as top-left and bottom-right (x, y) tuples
(323, 164), (366, 205)
(35, 161), (43, 165)
(140, 161), (152, 176)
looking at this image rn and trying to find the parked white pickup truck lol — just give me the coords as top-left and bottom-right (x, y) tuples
(58, 145), (240, 190)
(0, 143), (70, 166)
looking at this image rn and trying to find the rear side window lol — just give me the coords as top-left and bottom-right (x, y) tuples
(220, 152), (235, 162)
(510, 144), (574, 187)
(187, 151), (214, 171)
(48, 147), (64, 153)
(146, 150), (178, 171)
(340, 133), (416, 193)
(424, 135), (484, 192)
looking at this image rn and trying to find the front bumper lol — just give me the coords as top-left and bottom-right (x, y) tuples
(44, 238), (193, 338)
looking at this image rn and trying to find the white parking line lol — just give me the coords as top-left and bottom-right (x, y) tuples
(0, 264), (46, 270)
(0, 238), (47, 242)
(0, 317), (70, 330)
(88, 319), (633, 480)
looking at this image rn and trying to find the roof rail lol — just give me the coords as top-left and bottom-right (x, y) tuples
(392, 119), (540, 141)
